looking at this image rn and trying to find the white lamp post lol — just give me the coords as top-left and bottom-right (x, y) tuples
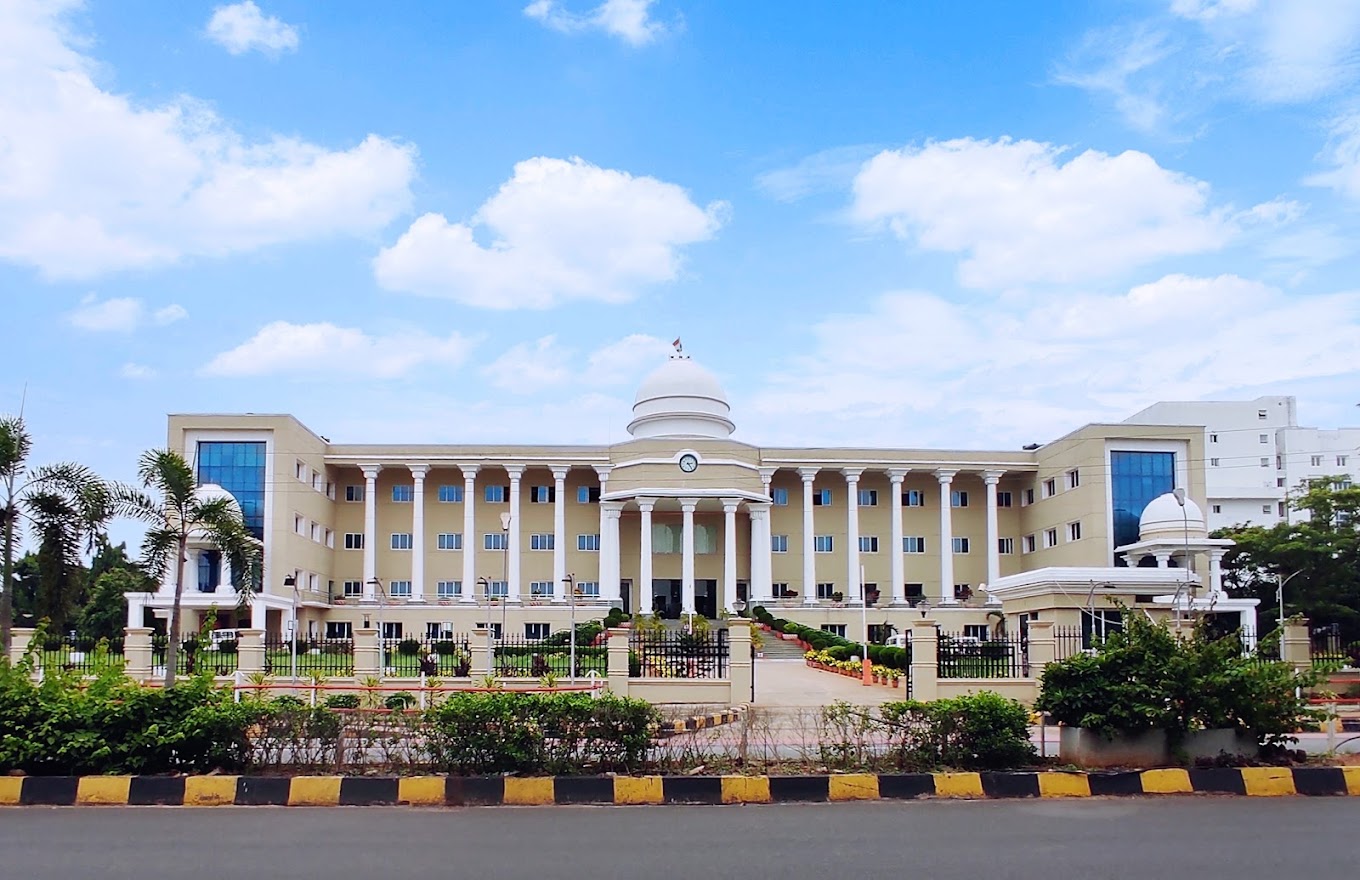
(366, 577), (387, 675)
(476, 576), (494, 676)
(562, 573), (576, 680)
(283, 573), (298, 682)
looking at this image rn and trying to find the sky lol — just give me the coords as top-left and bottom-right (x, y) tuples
(5, 0), (1360, 503)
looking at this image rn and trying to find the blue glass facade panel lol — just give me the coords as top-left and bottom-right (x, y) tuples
(196, 441), (266, 539)
(1110, 450), (1175, 564)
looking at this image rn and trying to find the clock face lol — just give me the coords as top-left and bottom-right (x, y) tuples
(678, 453), (699, 473)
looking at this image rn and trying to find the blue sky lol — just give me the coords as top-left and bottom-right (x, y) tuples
(5, 0), (1360, 502)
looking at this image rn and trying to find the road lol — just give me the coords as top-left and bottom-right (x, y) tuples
(4, 799), (1356, 879)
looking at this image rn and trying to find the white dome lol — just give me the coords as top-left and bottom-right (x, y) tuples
(195, 483), (241, 514)
(627, 356), (735, 439)
(1139, 491), (1207, 540)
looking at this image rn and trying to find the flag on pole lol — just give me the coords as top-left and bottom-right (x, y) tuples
(672, 337), (683, 354)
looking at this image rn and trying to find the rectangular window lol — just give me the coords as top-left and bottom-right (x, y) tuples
(954, 584), (970, 600)
(903, 536), (926, 553)
(814, 535), (834, 553)
(392, 485), (412, 503)
(996, 491), (1012, 508)
(295, 460), (306, 481)
(1044, 528), (1058, 548)
(1068, 521), (1082, 541)
(577, 581), (600, 597)
(525, 623), (551, 640)
(1043, 478), (1057, 498)
(484, 533), (508, 551)
(486, 580), (507, 598)
(951, 490), (969, 507)
(294, 514), (305, 536)
(1023, 534), (1036, 553)
(1260, 457), (1269, 467)
(816, 582), (836, 600)
(1258, 409), (1268, 419)
(326, 482), (336, 500)
(1209, 433), (1219, 443)
(195, 440), (267, 541)
(820, 624), (847, 637)
(1276, 477), (1286, 488)
(389, 580), (412, 598)
(859, 535), (879, 553)
(427, 622), (453, 640)
(530, 533), (554, 551)
(857, 488), (878, 506)
(905, 583), (924, 600)
(1066, 469), (1080, 489)
(771, 487), (789, 505)
(1109, 450), (1176, 559)
(771, 534), (789, 553)
(344, 533), (364, 550)
(1339, 455), (1350, 466)
(772, 583), (791, 597)
(952, 536), (970, 554)
(436, 580), (461, 599)
(381, 622), (404, 641)
(310, 522), (321, 542)
(326, 622), (353, 640)
(576, 486), (600, 504)
(484, 485), (507, 503)
(1210, 458), (1220, 466)
(311, 473), (321, 492)
(904, 489), (926, 507)
(390, 533), (412, 550)
(577, 533), (600, 552)
(1262, 504), (1271, 515)
(813, 489), (832, 506)
(1277, 501), (1287, 517)
(324, 529), (334, 549)
(342, 580), (362, 597)
(529, 581), (554, 598)
(1023, 488), (1035, 506)
(437, 484), (464, 503)
(1259, 433), (1269, 444)
(1311, 455), (1324, 467)
(437, 533), (463, 551)
(963, 624), (989, 641)
(998, 537), (1014, 555)
(530, 485), (554, 503)
(345, 485), (364, 502)
(1212, 504), (1223, 514)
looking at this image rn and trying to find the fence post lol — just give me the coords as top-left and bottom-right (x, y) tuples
(123, 627), (153, 681)
(910, 618), (938, 701)
(1281, 617), (1312, 673)
(606, 627), (630, 697)
(468, 628), (492, 679)
(354, 628), (381, 679)
(9, 627), (35, 667)
(1026, 619), (1055, 678)
(237, 629), (265, 676)
(727, 618), (753, 705)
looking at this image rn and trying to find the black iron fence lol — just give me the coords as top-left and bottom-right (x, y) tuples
(937, 633), (1025, 678)
(1052, 625), (1086, 660)
(491, 636), (608, 678)
(36, 636), (124, 675)
(264, 637), (355, 677)
(382, 636), (474, 678)
(1311, 628), (1355, 667)
(630, 629), (728, 679)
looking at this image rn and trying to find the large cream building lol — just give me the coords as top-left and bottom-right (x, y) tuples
(130, 352), (1216, 643)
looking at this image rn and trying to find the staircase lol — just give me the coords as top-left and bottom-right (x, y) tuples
(757, 629), (806, 660)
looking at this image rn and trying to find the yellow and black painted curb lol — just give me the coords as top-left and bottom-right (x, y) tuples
(1, 767), (1358, 806)
(657, 709), (743, 737)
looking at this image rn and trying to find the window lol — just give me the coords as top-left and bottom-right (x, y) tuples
(857, 489), (878, 506)
(1066, 469), (1080, 489)
(1258, 409), (1268, 419)
(1339, 455), (1350, 467)
(437, 484), (463, 503)
(904, 489), (926, 507)
(1082, 609), (1123, 647)
(295, 460), (306, 480)
(324, 529), (334, 548)
(577, 581), (600, 597)
(1277, 501), (1287, 517)
(1212, 504), (1223, 514)
(486, 580), (507, 598)
(484, 485), (507, 503)
(1023, 535), (1036, 553)
(311, 473), (322, 492)
(392, 485), (412, 503)
(576, 486), (600, 504)
(905, 583), (925, 601)
(344, 533), (364, 550)
(577, 533), (600, 551)
(310, 522), (321, 542)
(820, 624), (847, 637)
(813, 489), (832, 506)
(951, 490), (969, 507)
(996, 491), (1012, 508)
(1044, 528), (1058, 548)
(1259, 433), (1269, 444)
(389, 580), (412, 598)
(530, 485), (554, 503)
(437, 533), (462, 551)
(436, 580), (461, 599)
(1043, 478), (1057, 498)
(1109, 450), (1176, 557)
(771, 534), (789, 553)
(530, 533), (554, 551)
(484, 533), (508, 551)
(1276, 455), (1283, 469)
(998, 537), (1014, 555)
(1260, 458), (1269, 467)
(1023, 488), (1035, 506)
(903, 536), (926, 553)
(1068, 521), (1082, 541)
(345, 485), (364, 502)
(197, 440), (266, 538)
(1210, 458), (1220, 466)
(390, 533), (412, 550)
(325, 482), (336, 500)
(859, 535), (879, 553)
(952, 536), (970, 554)
(963, 624), (989, 641)
(427, 622), (454, 640)
(342, 580), (362, 597)
(953, 584), (971, 600)
(326, 622), (353, 640)
(771, 487), (789, 505)
(1311, 455), (1324, 467)
(816, 582), (836, 599)
(1209, 433), (1219, 443)
(1276, 477), (1286, 487)
(525, 623), (551, 640)
(294, 514), (305, 536)
(382, 622), (404, 641)
(1262, 504), (1271, 515)
(814, 535), (834, 553)
(529, 581), (554, 598)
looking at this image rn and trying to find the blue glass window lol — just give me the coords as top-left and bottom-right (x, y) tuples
(1110, 450), (1175, 563)
(437, 484), (463, 503)
(196, 441), (266, 539)
(197, 550), (221, 592)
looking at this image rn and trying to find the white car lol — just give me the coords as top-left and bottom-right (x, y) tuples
(205, 629), (241, 651)
(885, 633), (911, 648)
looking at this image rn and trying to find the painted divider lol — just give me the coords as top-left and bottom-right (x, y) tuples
(1086, 772), (1145, 796)
(876, 773), (937, 799)
(183, 776), (238, 806)
(19, 776), (78, 806)
(613, 776), (664, 805)
(128, 776), (186, 806)
(979, 772), (1040, 799)
(339, 777), (399, 806)
(76, 776), (131, 805)
(553, 776), (615, 805)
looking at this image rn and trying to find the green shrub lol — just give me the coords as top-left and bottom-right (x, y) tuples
(215, 639), (239, 655)
(872, 693), (1035, 771)
(324, 693), (361, 709)
(397, 638), (422, 657)
(433, 640), (461, 656)
(272, 695), (305, 708)
(385, 692), (416, 711)
(826, 646), (854, 662)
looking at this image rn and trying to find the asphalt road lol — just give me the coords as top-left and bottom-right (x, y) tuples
(4, 799), (1357, 879)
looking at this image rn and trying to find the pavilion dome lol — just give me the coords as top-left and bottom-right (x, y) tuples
(194, 483), (241, 515)
(627, 355), (735, 439)
(1138, 491), (1207, 541)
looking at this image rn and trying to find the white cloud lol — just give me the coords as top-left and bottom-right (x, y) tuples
(482, 336), (574, 392)
(201, 321), (475, 379)
(584, 334), (673, 384)
(755, 145), (883, 203)
(1054, 26), (1183, 135)
(753, 274), (1360, 447)
(119, 363), (155, 380)
(66, 295), (186, 332)
(0, 0), (415, 280)
(374, 157), (724, 309)
(850, 137), (1239, 289)
(524, 0), (666, 46)
(1304, 111), (1360, 202)
(205, 2), (299, 56)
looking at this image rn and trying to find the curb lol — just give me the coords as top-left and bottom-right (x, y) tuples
(1, 768), (1357, 806)
(657, 709), (743, 737)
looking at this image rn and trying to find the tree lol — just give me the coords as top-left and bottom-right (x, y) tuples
(1, 416), (110, 655)
(113, 449), (262, 687)
(80, 568), (152, 641)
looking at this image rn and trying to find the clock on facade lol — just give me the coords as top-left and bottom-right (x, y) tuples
(678, 453), (699, 473)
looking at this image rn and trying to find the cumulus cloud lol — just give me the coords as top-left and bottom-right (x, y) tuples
(482, 336), (574, 392)
(374, 157), (724, 309)
(202, 322), (475, 379)
(849, 138), (1247, 289)
(584, 334), (673, 384)
(0, 0), (415, 280)
(205, 2), (299, 56)
(524, 0), (666, 46)
(66, 295), (187, 332)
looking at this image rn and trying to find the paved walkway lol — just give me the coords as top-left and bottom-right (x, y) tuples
(752, 658), (901, 707)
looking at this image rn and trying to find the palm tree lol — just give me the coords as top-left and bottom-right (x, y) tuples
(113, 449), (262, 687)
(1, 415), (110, 655)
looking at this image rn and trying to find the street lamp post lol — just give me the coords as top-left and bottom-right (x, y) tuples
(1173, 487), (1192, 623)
(283, 573), (298, 682)
(859, 563), (871, 686)
(476, 576), (494, 677)
(562, 573), (576, 680)
(1276, 569), (1303, 636)
(500, 511), (511, 641)
(366, 577), (387, 675)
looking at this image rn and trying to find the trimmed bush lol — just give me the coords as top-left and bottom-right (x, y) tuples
(324, 693), (361, 709)
(397, 638), (422, 657)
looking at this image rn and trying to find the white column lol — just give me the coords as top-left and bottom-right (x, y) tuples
(1208, 549), (1225, 596)
(459, 465), (478, 604)
(361, 464), (381, 601)
(888, 468), (908, 605)
(936, 469), (958, 605)
(601, 501), (624, 604)
(638, 498), (655, 615)
(594, 465), (612, 591)
(409, 464), (429, 602)
(551, 466), (569, 603)
(750, 502), (773, 606)
(983, 470), (1004, 590)
(680, 497), (698, 615)
(506, 465), (524, 604)
(799, 467), (819, 605)
(843, 468), (864, 605)
(217, 553), (230, 594)
(723, 499), (738, 613)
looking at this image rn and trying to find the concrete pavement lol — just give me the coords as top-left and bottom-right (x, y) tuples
(754, 658), (900, 706)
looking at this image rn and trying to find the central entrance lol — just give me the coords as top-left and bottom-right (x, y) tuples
(650, 579), (719, 618)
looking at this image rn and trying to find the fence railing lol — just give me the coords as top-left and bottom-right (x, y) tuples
(1311, 630), (1354, 667)
(1053, 626), (1086, 661)
(491, 636), (608, 678)
(380, 637), (473, 678)
(36, 636), (125, 675)
(629, 630), (728, 679)
(263, 637), (355, 677)
(937, 633), (1025, 678)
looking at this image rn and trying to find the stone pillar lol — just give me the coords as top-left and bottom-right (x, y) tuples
(361, 464), (381, 600)
(505, 465), (524, 604)
(123, 627), (153, 680)
(888, 468), (908, 605)
(936, 469), (958, 604)
(1026, 619), (1055, 676)
(680, 497), (698, 616)
(125, 592), (149, 629)
(9, 627), (35, 665)
(250, 599), (267, 630)
(750, 502), (773, 608)
(844, 468), (864, 606)
(217, 554), (230, 594)
(638, 498), (655, 616)
(459, 465), (479, 604)
(410, 463), (429, 603)
(909, 618), (939, 701)
(1154, 552), (1172, 568)
(606, 627), (631, 697)
(469, 628), (493, 678)
(983, 470), (1004, 589)
(1208, 549), (1225, 596)
(723, 499), (738, 614)
(799, 467), (819, 605)
(601, 501), (624, 604)
(551, 466), (569, 603)
(237, 629), (266, 676)
(1281, 618), (1311, 672)
(595, 465), (612, 586)
(354, 628), (381, 679)
(728, 617), (753, 705)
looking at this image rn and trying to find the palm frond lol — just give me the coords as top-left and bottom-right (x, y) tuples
(137, 449), (196, 503)
(0, 416), (32, 481)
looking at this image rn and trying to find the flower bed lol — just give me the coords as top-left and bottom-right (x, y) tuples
(804, 650), (902, 688)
